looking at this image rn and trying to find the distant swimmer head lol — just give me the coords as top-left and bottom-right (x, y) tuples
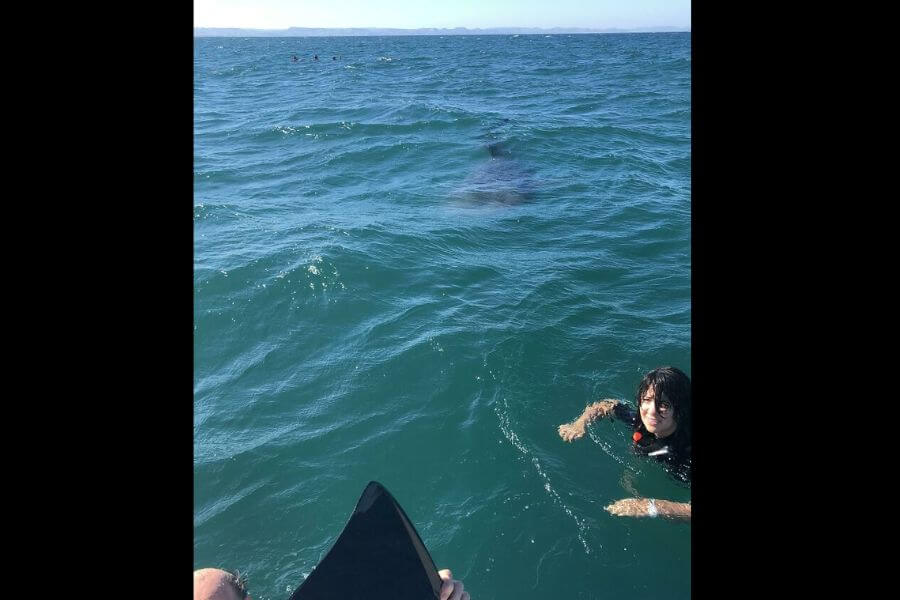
(314, 54), (319, 60)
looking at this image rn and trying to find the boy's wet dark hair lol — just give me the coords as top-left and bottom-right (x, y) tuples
(634, 366), (691, 440)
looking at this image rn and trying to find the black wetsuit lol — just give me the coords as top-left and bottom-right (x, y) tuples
(611, 402), (692, 483)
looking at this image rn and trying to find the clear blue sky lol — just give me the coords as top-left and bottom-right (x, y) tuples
(194, 0), (690, 30)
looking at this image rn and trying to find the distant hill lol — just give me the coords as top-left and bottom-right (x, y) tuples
(194, 26), (690, 38)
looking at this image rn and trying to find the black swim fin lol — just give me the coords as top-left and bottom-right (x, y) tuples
(288, 481), (443, 600)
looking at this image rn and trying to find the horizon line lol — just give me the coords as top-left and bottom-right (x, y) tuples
(194, 25), (690, 35)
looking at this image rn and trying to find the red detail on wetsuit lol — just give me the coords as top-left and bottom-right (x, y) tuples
(633, 431), (642, 442)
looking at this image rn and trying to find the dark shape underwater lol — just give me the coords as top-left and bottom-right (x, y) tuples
(288, 481), (443, 600)
(453, 140), (536, 206)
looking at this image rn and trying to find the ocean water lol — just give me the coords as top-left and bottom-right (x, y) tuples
(194, 32), (691, 600)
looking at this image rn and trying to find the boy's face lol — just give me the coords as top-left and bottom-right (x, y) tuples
(639, 387), (677, 438)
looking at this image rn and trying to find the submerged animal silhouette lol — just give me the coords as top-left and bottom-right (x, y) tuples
(454, 142), (536, 205)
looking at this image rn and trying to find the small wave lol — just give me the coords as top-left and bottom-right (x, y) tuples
(495, 398), (592, 554)
(193, 478), (268, 527)
(587, 428), (629, 467)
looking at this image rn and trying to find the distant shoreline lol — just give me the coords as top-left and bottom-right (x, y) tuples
(194, 27), (690, 38)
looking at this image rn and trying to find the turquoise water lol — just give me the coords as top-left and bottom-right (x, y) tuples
(194, 32), (690, 600)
